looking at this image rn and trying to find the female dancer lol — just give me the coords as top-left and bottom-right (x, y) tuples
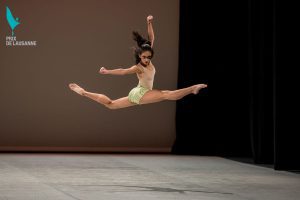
(69, 15), (207, 109)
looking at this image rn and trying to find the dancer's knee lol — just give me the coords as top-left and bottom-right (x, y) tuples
(104, 101), (121, 110)
(162, 90), (175, 100)
(104, 102), (117, 110)
(95, 95), (112, 105)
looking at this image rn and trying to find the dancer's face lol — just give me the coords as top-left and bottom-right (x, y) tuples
(139, 51), (152, 66)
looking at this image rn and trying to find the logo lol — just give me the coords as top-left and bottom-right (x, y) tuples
(6, 6), (20, 36)
(5, 6), (37, 47)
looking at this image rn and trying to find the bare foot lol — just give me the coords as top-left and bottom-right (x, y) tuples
(192, 84), (207, 94)
(69, 83), (85, 95)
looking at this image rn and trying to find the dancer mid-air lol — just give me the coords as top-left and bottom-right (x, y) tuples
(69, 15), (207, 109)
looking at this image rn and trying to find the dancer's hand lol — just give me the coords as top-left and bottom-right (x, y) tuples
(147, 15), (153, 23)
(99, 67), (108, 74)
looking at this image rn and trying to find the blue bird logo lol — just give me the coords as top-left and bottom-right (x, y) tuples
(6, 6), (20, 36)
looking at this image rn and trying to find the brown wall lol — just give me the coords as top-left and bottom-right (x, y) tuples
(0, 0), (179, 152)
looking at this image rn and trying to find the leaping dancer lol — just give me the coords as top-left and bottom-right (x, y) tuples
(69, 15), (207, 109)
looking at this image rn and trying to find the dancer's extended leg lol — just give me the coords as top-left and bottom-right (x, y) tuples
(69, 83), (135, 109)
(139, 84), (207, 105)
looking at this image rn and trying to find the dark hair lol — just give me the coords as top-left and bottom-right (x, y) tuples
(132, 31), (154, 64)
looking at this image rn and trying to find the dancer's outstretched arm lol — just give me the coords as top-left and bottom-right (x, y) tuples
(147, 15), (154, 48)
(99, 66), (142, 76)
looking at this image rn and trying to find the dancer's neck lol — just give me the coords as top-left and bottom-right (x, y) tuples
(139, 62), (148, 67)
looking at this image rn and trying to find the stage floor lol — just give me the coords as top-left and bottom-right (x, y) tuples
(0, 154), (299, 200)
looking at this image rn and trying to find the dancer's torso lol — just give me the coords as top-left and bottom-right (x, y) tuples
(136, 63), (156, 90)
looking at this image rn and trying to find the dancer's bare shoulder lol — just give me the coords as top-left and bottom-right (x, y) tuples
(124, 65), (142, 74)
(147, 62), (155, 71)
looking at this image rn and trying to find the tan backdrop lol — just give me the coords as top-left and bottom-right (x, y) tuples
(0, 0), (179, 152)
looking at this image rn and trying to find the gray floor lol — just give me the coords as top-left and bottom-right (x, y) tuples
(0, 154), (299, 200)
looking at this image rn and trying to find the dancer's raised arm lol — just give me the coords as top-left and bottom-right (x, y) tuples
(99, 66), (142, 75)
(147, 15), (154, 48)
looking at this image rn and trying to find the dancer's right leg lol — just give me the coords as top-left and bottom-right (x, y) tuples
(69, 83), (135, 109)
(69, 83), (111, 104)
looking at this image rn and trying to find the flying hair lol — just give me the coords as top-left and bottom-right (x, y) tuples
(132, 31), (151, 47)
(132, 31), (154, 64)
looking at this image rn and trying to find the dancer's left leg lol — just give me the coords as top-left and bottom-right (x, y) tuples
(139, 84), (207, 105)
